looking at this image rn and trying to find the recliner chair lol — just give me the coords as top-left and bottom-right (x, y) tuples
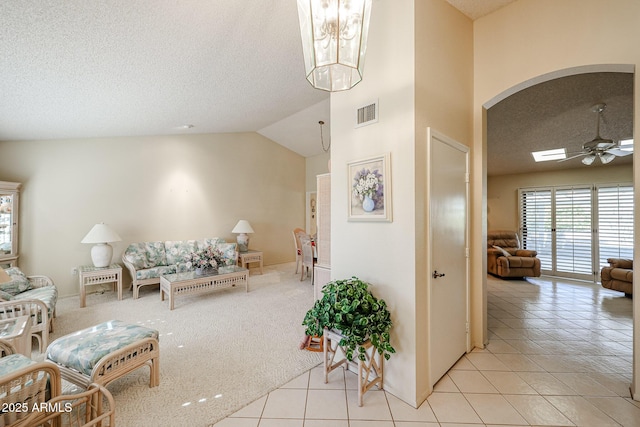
(487, 230), (541, 278)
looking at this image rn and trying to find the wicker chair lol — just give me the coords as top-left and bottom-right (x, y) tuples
(0, 270), (57, 352)
(0, 299), (50, 354)
(0, 338), (16, 357)
(13, 383), (115, 427)
(0, 360), (62, 427)
(0, 360), (115, 427)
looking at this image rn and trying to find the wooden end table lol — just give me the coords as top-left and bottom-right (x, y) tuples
(79, 264), (123, 308)
(238, 250), (263, 275)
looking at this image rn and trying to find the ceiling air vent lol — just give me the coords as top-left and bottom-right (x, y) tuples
(355, 99), (379, 128)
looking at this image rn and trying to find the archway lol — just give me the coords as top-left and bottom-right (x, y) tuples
(481, 63), (636, 398)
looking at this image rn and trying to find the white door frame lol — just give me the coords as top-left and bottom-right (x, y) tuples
(426, 127), (471, 391)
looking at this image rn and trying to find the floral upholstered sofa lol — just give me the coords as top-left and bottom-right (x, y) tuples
(122, 238), (238, 298)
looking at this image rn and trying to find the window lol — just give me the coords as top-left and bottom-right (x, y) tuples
(519, 183), (633, 281)
(597, 185), (634, 268)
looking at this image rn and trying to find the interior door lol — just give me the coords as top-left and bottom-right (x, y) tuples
(427, 128), (470, 388)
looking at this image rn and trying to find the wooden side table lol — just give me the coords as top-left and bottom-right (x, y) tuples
(238, 250), (263, 275)
(0, 316), (31, 357)
(79, 264), (123, 308)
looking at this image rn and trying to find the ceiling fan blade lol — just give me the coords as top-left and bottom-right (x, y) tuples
(605, 148), (633, 157)
(558, 152), (588, 162)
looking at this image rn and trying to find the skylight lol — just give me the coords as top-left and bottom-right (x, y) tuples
(532, 148), (566, 162)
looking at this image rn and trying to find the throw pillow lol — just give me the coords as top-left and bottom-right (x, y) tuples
(216, 242), (239, 266)
(0, 267), (32, 296)
(492, 245), (511, 257)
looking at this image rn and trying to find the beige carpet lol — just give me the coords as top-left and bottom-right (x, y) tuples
(39, 262), (322, 427)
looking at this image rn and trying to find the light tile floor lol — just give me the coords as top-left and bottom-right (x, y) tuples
(214, 275), (638, 426)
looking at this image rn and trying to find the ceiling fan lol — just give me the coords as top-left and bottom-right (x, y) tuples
(560, 103), (633, 165)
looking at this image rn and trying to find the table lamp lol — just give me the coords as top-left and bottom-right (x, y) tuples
(232, 220), (254, 252)
(81, 223), (122, 268)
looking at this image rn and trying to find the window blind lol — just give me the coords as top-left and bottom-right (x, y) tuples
(519, 189), (552, 271)
(555, 187), (592, 275)
(597, 185), (634, 269)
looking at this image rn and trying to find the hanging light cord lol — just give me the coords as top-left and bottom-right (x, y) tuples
(319, 120), (330, 152)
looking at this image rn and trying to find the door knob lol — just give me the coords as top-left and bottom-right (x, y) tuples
(433, 270), (445, 279)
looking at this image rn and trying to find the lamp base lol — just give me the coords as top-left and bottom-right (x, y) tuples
(90, 243), (113, 268)
(237, 233), (249, 252)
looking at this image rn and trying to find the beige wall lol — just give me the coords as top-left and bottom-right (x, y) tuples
(0, 132), (306, 297)
(305, 151), (330, 193)
(488, 165), (633, 231)
(473, 0), (640, 396)
(331, 0), (473, 407)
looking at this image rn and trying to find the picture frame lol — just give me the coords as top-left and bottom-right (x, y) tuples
(347, 152), (392, 222)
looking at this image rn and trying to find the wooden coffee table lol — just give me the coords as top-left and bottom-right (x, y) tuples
(160, 266), (249, 310)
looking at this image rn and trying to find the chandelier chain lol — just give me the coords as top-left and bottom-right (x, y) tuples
(319, 120), (330, 152)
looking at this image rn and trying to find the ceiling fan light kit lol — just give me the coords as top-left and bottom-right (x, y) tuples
(559, 103), (633, 166)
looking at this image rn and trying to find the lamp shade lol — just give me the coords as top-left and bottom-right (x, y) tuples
(232, 220), (255, 234)
(81, 223), (122, 244)
(297, 0), (372, 92)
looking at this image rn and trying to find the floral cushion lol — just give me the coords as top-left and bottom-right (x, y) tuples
(123, 242), (150, 269)
(0, 354), (36, 377)
(165, 240), (198, 265)
(13, 286), (58, 318)
(144, 242), (167, 268)
(46, 320), (159, 377)
(198, 238), (224, 251)
(136, 265), (176, 280)
(0, 267), (32, 296)
(216, 243), (238, 266)
(123, 242), (167, 269)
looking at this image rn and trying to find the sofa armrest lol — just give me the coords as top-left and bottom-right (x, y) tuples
(607, 258), (633, 269)
(515, 249), (537, 257)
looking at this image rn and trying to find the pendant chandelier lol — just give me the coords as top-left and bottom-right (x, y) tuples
(297, 0), (373, 92)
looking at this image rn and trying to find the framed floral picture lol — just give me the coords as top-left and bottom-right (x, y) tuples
(347, 152), (392, 222)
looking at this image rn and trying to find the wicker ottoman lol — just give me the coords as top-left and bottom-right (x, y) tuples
(46, 319), (159, 389)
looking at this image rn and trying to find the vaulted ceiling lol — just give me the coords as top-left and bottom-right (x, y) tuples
(3, 0), (631, 174)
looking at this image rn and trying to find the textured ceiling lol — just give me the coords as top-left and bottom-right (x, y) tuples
(0, 0), (520, 158)
(488, 72), (634, 176)
(7, 0), (614, 168)
(0, 0), (329, 156)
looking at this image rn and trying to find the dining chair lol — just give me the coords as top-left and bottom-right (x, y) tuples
(299, 234), (315, 283)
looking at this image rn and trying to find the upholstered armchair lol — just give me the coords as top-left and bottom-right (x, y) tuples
(601, 258), (633, 296)
(487, 230), (541, 278)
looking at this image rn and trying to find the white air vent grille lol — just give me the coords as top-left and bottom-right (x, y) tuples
(355, 100), (379, 128)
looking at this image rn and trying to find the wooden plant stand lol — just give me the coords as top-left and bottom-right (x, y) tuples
(323, 329), (383, 406)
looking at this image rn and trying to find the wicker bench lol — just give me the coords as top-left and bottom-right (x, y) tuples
(45, 319), (160, 389)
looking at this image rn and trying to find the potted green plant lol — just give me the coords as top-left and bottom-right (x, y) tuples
(302, 277), (395, 361)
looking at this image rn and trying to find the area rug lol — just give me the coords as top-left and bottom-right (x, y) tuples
(42, 263), (322, 426)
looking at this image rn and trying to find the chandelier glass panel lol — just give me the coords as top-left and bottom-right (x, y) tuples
(297, 0), (372, 92)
